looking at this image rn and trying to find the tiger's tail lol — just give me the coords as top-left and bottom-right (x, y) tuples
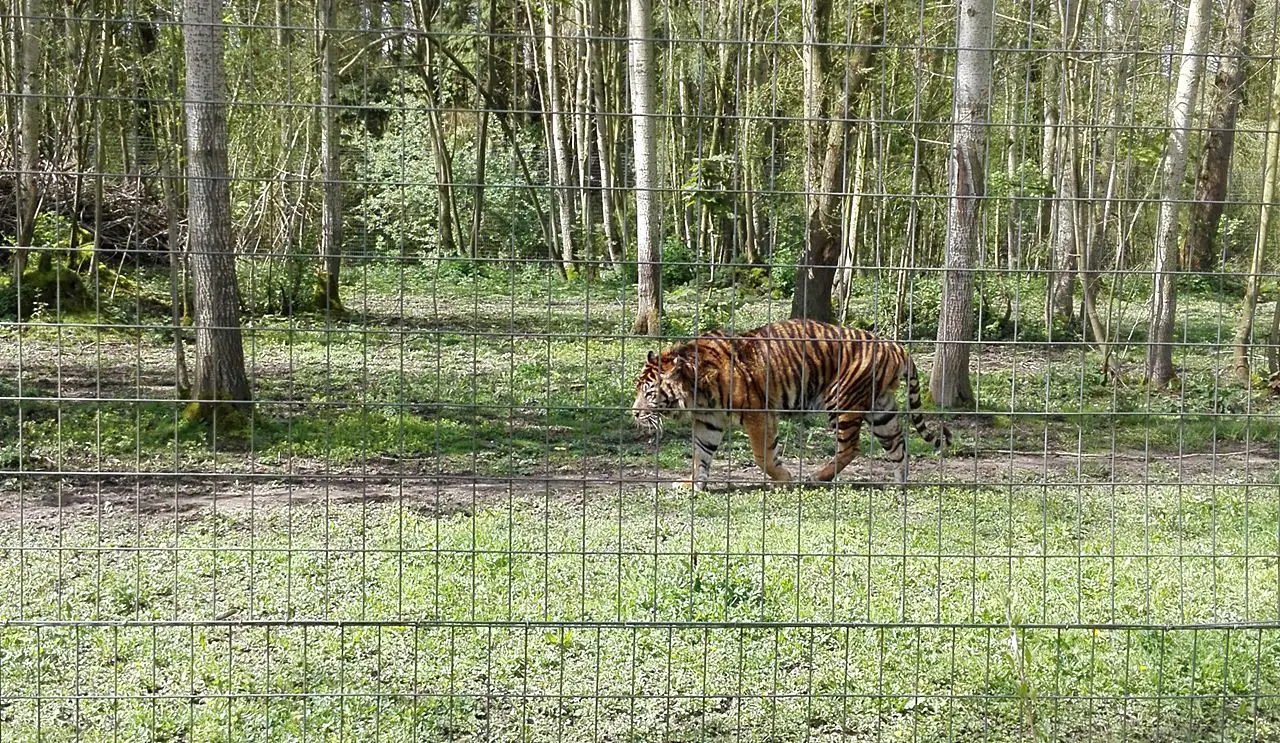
(902, 356), (951, 451)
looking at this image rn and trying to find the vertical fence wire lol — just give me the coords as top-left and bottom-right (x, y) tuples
(0, 0), (1278, 740)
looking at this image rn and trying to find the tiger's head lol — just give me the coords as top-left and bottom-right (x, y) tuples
(631, 350), (696, 433)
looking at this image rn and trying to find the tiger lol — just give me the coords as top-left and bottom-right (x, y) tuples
(631, 318), (951, 490)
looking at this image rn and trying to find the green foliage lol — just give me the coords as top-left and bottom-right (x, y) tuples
(660, 237), (697, 286)
(357, 101), (548, 261)
(766, 238), (801, 297)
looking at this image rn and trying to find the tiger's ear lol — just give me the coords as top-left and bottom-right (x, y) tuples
(647, 350), (657, 364)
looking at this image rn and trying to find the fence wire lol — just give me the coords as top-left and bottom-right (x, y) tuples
(2, 0), (1280, 740)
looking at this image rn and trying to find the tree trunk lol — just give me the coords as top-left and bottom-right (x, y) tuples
(573, 0), (596, 277)
(1039, 49), (1058, 248)
(183, 0), (252, 419)
(543, 0), (578, 274)
(13, 0), (42, 276)
(470, 0), (498, 259)
(1233, 58), (1280, 382)
(414, 0), (460, 257)
(929, 0), (994, 409)
(317, 0), (343, 312)
(629, 0), (661, 335)
(792, 0), (834, 321)
(1047, 0), (1084, 324)
(791, 2), (880, 322)
(160, 147), (191, 397)
(1147, 0), (1211, 388)
(587, 0), (621, 269)
(1183, 0), (1255, 273)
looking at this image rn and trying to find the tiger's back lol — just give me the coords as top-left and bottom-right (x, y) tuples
(631, 318), (950, 488)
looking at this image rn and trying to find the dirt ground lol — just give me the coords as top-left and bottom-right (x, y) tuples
(4, 434), (1276, 529)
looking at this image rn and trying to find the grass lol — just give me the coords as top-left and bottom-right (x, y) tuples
(1, 482), (1278, 741)
(2, 261), (1279, 739)
(2, 262), (1278, 479)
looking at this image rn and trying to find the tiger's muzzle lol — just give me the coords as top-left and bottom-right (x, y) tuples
(631, 393), (663, 433)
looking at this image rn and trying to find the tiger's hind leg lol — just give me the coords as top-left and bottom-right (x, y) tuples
(868, 391), (908, 484)
(811, 411), (863, 482)
(742, 412), (793, 485)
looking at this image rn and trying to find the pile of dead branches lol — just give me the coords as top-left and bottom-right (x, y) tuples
(0, 163), (171, 265)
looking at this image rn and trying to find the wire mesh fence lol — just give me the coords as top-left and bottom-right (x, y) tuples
(2, 0), (1279, 739)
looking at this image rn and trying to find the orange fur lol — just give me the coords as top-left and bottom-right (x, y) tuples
(632, 319), (950, 488)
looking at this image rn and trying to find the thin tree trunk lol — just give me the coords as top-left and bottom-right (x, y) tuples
(1048, 0), (1084, 324)
(629, 0), (661, 335)
(13, 0), (42, 276)
(1094, 0), (1138, 373)
(543, 0), (578, 274)
(791, 2), (880, 322)
(317, 0), (343, 311)
(1147, 0), (1212, 388)
(895, 31), (928, 336)
(930, 0), (994, 408)
(1039, 47), (1058, 250)
(1183, 0), (1255, 273)
(160, 147), (191, 397)
(183, 0), (252, 419)
(470, 0), (498, 260)
(1233, 60), (1280, 382)
(587, 0), (621, 269)
(573, 0), (596, 277)
(836, 121), (868, 322)
(414, 0), (460, 257)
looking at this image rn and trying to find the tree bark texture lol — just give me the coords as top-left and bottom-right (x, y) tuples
(1147, 0), (1211, 388)
(1233, 56), (1280, 382)
(929, 0), (994, 409)
(13, 0), (43, 275)
(317, 0), (343, 311)
(587, 0), (622, 269)
(543, 0), (578, 274)
(790, 1), (880, 323)
(1184, 0), (1254, 273)
(1048, 0), (1084, 324)
(470, 0), (498, 259)
(629, 0), (662, 335)
(183, 0), (252, 415)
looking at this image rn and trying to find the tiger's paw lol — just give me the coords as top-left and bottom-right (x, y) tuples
(675, 478), (707, 493)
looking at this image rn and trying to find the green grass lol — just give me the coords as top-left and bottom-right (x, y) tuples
(3, 263), (1279, 739)
(0, 483), (1277, 741)
(3, 263), (1278, 479)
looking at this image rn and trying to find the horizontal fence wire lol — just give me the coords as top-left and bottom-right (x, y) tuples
(3, 0), (1280, 740)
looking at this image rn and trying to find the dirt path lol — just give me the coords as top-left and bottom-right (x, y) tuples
(3, 442), (1275, 528)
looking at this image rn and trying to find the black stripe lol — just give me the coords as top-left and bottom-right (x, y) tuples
(770, 435), (779, 451)
(869, 411), (896, 427)
(695, 438), (719, 454)
(836, 417), (861, 431)
(699, 420), (722, 433)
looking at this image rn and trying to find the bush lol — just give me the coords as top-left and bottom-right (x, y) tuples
(357, 104), (549, 261)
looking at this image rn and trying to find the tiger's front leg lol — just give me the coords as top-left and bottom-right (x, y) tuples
(679, 417), (725, 491)
(742, 412), (793, 485)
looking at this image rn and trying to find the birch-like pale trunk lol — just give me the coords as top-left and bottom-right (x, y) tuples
(930, 0), (994, 408)
(629, 0), (662, 334)
(1147, 0), (1211, 388)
